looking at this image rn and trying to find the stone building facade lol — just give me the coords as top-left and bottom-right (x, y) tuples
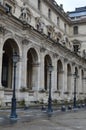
(0, 0), (86, 105)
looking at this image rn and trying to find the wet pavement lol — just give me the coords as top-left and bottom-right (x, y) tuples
(0, 108), (86, 130)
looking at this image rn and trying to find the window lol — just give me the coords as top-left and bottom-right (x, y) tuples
(48, 8), (51, 19)
(38, 0), (41, 10)
(64, 23), (66, 33)
(5, 3), (12, 13)
(73, 26), (78, 35)
(57, 17), (59, 26)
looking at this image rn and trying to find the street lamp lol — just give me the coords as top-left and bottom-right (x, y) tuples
(73, 70), (77, 108)
(10, 51), (19, 119)
(47, 63), (53, 113)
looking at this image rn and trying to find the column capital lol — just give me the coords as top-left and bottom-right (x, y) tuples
(0, 25), (5, 35)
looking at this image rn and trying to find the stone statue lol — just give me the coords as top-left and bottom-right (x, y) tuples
(20, 2), (31, 23)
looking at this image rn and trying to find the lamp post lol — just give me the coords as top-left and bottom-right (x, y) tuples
(47, 63), (53, 113)
(73, 70), (77, 108)
(10, 51), (19, 119)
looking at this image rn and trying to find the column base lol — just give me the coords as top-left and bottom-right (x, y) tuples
(0, 87), (4, 106)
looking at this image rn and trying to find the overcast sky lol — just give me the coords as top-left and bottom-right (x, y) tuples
(55, 0), (86, 12)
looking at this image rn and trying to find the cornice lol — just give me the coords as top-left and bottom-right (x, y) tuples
(43, 0), (71, 24)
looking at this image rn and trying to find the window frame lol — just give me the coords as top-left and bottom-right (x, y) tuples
(48, 8), (51, 19)
(38, 0), (41, 11)
(73, 26), (78, 35)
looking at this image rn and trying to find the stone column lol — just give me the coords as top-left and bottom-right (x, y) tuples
(21, 39), (29, 89)
(0, 49), (3, 88)
(32, 63), (40, 91)
(71, 64), (75, 98)
(52, 53), (58, 92)
(63, 59), (67, 93)
(39, 50), (45, 90)
(83, 70), (86, 94)
(0, 36), (4, 104)
(59, 71), (64, 97)
(67, 74), (72, 93)
(78, 68), (82, 93)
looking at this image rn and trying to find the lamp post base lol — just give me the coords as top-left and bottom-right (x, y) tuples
(10, 98), (17, 119)
(47, 108), (53, 113)
(47, 101), (53, 114)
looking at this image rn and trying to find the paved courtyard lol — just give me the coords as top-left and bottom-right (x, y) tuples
(0, 109), (86, 130)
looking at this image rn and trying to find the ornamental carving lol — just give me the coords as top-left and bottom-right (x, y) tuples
(64, 58), (68, 62)
(35, 17), (45, 33)
(53, 53), (59, 58)
(72, 62), (75, 66)
(46, 25), (54, 33)
(0, 25), (5, 34)
(40, 46), (46, 53)
(20, 2), (31, 23)
(22, 38), (29, 45)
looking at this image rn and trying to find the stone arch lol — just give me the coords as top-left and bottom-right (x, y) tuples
(3, 34), (22, 56)
(1, 38), (19, 88)
(27, 48), (39, 90)
(44, 54), (52, 90)
(27, 45), (40, 63)
(57, 59), (63, 91)
(67, 64), (71, 93)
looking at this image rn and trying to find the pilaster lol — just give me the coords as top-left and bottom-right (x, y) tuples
(21, 40), (28, 89)
(0, 46), (3, 88)
(40, 54), (45, 90)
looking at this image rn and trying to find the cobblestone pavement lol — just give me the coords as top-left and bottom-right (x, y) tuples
(0, 109), (86, 130)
